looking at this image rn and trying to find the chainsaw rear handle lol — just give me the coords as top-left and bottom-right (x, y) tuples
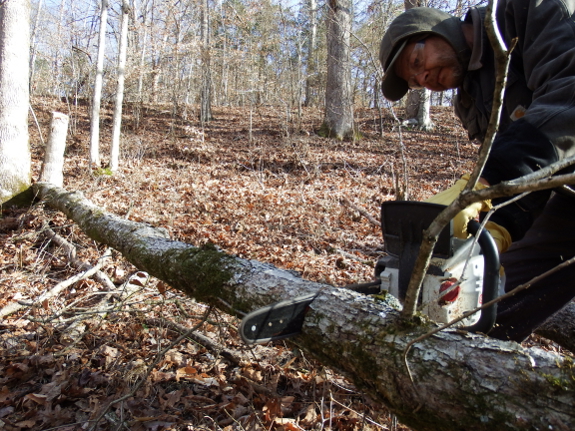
(464, 220), (500, 334)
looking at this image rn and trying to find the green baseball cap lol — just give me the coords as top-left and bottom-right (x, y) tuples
(379, 7), (471, 101)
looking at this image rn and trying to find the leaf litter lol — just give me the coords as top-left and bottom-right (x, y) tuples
(0, 97), (484, 430)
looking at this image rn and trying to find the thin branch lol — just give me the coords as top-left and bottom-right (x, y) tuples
(44, 228), (116, 290)
(403, 255), (575, 383)
(144, 316), (243, 365)
(466, 3), (516, 190)
(339, 196), (379, 226)
(0, 250), (112, 319)
(88, 306), (214, 431)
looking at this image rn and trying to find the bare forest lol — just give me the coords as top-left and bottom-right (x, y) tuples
(1, 0), (573, 430)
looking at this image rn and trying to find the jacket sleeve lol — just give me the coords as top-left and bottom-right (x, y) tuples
(482, 119), (558, 241)
(480, 0), (575, 240)
(504, 0), (575, 154)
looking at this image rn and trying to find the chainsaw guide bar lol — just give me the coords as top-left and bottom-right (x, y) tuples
(240, 293), (318, 344)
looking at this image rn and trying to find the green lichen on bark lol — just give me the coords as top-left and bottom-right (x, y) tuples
(160, 243), (238, 303)
(539, 356), (575, 391)
(1, 186), (34, 208)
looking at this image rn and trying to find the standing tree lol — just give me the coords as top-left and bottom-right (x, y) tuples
(304, 0), (319, 107)
(28, 0), (43, 94)
(200, 0), (213, 123)
(321, 0), (355, 140)
(403, 0), (433, 130)
(110, 0), (131, 172)
(405, 86), (433, 130)
(89, 0), (109, 169)
(0, 0), (31, 205)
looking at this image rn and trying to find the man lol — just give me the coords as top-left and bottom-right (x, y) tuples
(378, 2), (575, 343)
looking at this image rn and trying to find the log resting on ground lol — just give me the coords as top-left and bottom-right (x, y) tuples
(33, 182), (575, 431)
(536, 302), (575, 354)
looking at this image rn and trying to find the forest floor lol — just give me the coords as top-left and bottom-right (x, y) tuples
(0, 97), (566, 431)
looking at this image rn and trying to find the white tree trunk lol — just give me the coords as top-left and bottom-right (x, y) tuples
(402, 0), (433, 131)
(110, 0), (130, 172)
(33, 182), (575, 431)
(199, 0), (212, 123)
(28, 0), (43, 94)
(89, 0), (109, 169)
(322, 0), (355, 140)
(0, 0), (31, 204)
(405, 89), (434, 131)
(39, 112), (69, 187)
(304, 0), (318, 107)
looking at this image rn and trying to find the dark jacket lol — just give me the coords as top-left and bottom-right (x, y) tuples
(453, 0), (575, 241)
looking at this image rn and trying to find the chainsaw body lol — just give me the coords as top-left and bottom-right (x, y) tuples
(376, 236), (485, 327)
(377, 201), (500, 331)
(239, 201), (500, 344)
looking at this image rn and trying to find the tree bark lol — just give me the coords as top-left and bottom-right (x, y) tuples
(304, 0), (318, 108)
(321, 0), (355, 140)
(0, 0), (31, 204)
(110, 0), (130, 172)
(33, 182), (575, 431)
(89, 0), (109, 169)
(39, 112), (69, 187)
(404, 89), (433, 131)
(536, 302), (575, 353)
(199, 0), (213, 124)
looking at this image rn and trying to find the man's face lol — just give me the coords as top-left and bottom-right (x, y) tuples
(394, 36), (464, 92)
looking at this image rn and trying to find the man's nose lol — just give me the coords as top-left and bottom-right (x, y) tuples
(415, 71), (428, 87)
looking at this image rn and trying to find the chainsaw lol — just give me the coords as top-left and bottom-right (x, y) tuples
(240, 201), (500, 344)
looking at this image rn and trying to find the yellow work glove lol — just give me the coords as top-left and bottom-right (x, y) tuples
(425, 174), (511, 253)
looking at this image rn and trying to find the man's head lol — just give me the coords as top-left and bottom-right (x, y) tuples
(379, 7), (471, 101)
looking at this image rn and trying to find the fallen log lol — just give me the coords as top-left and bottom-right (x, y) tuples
(33, 182), (575, 431)
(536, 302), (575, 354)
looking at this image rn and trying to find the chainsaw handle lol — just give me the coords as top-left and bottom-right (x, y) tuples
(463, 220), (500, 334)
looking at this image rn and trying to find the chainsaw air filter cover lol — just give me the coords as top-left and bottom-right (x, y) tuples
(380, 201), (452, 258)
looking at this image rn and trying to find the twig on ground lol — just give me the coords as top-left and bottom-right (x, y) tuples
(339, 196), (379, 227)
(144, 316), (243, 365)
(88, 306), (215, 431)
(0, 250), (112, 319)
(43, 228), (116, 290)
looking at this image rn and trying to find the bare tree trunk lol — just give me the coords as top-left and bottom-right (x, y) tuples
(402, 0), (433, 130)
(33, 181), (575, 431)
(89, 0), (109, 169)
(28, 0), (43, 94)
(304, 0), (318, 107)
(0, 0), (31, 204)
(536, 301), (575, 352)
(405, 89), (434, 131)
(133, 0), (149, 104)
(150, 34), (167, 104)
(321, 0), (355, 140)
(39, 112), (69, 187)
(200, 0), (212, 123)
(110, 0), (130, 172)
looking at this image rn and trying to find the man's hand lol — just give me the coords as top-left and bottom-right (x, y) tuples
(425, 174), (511, 253)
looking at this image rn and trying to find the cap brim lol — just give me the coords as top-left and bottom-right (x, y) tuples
(381, 39), (409, 102)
